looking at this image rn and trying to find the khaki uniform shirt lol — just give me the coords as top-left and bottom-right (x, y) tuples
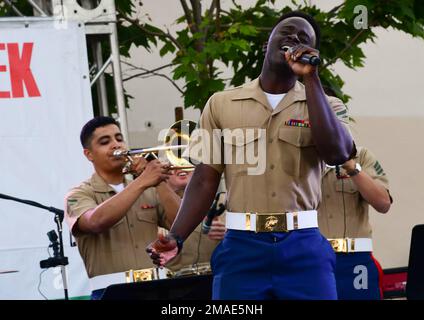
(318, 147), (390, 238)
(191, 78), (351, 213)
(166, 224), (221, 272)
(165, 191), (224, 272)
(65, 173), (168, 278)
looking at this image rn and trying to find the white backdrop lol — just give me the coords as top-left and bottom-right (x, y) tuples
(0, 19), (93, 299)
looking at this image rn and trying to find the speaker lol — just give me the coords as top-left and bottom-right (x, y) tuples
(406, 224), (424, 300)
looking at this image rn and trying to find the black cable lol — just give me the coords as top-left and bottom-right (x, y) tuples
(341, 174), (347, 239)
(335, 166), (348, 238)
(192, 229), (203, 273)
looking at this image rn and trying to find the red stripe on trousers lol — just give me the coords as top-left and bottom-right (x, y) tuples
(371, 253), (384, 299)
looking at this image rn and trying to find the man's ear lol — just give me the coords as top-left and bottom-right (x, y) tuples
(84, 148), (93, 162)
(262, 41), (268, 54)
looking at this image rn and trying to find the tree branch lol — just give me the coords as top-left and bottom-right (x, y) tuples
(328, 3), (345, 16)
(208, 0), (217, 17)
(322, 27), (368, 69)
(184, 0), (205, 53)
(123, 66), (184, 94)
(215, 0), (221, 34)
(180, 0), (197, 34)
(121, 61), (173, 73)
(117, 8), (183, 51)
(231, 0), (241, 10)
(190, 0), (202, 30)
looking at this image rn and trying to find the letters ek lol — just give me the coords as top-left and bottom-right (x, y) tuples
(0, 42), (41, 98)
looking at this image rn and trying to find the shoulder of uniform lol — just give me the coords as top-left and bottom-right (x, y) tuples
(326, 95), (350, 122)
(325, 95), (345, 108)
(209, 84), (244, 100)
(66, 178), (93, 198)
(359, 146), (380, 167)
(224, 83), (245, 92)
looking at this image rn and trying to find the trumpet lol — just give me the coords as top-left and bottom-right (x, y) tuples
(113, 120), (197, 174)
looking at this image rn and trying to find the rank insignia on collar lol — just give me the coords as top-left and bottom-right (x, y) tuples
(285, 119), (311, 128)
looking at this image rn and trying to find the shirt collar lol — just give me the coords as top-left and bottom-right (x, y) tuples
(90, 172), (131, 193)
(231, 77), (306, 114)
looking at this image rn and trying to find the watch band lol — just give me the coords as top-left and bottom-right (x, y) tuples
(168, 233), (184, 254)
(347, 163), (361, 177)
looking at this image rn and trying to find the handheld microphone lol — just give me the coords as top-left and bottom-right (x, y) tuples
(202, 192), (226, 234)
(281, 46), (321, 66)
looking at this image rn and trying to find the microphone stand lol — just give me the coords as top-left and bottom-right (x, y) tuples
(0, 193), (69, 300)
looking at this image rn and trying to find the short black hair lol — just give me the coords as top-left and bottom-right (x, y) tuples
(273, 11), (321, 49)
(80, 116), (120, 148)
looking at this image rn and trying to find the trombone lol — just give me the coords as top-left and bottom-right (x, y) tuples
(113, 120), (196, 174)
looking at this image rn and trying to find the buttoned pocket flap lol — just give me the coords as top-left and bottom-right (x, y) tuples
(136, 208), (158, 224)
(278, 127), (314, 147)
(335, 179), (358, 193)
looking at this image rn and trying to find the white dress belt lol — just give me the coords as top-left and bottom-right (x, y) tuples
(328, 237), (373, 253)
(226, 210), (318, 232)
(349, 238), (373, 252)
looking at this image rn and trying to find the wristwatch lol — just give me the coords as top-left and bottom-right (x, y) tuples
(347, 162), (362, 177)
(169, 233), (184, 254)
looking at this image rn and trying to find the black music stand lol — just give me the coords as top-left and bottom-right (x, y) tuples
(406, 224), (424, 300)
(101, 274), (213, 300)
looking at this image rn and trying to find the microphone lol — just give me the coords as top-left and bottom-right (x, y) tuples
(202, 192), (226, 234)
(40, 230), (68, 269)
(47, 230), (60, 258)
(281, 46), (321, 66)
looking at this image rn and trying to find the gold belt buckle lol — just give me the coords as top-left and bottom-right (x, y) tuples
(329, 238), (349, 253)
(125, 268), (174, 282)
(255, 213), (287, 232)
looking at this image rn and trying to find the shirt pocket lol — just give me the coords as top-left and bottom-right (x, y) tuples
(136, 208), (158, 224)
(223, 128), (263, 177)
(278, 127), (317, 177)
(335, 178), (359, 194)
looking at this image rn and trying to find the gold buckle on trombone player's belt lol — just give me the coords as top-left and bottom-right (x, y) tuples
(125, 268), (174, 282)
(255, 213), (288, 232)
(328, 238), (355, 253)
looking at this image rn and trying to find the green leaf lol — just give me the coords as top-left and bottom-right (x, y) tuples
(159, 41), (176, 57)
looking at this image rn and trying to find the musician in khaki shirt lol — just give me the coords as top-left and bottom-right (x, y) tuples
(162, 169), (225, 274)
(319, 146), (392, 300)
(65, 116), (179, 299)
(147, 11), (355, 300)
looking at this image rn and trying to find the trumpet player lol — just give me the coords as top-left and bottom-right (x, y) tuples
(64, 116), (180, 299)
